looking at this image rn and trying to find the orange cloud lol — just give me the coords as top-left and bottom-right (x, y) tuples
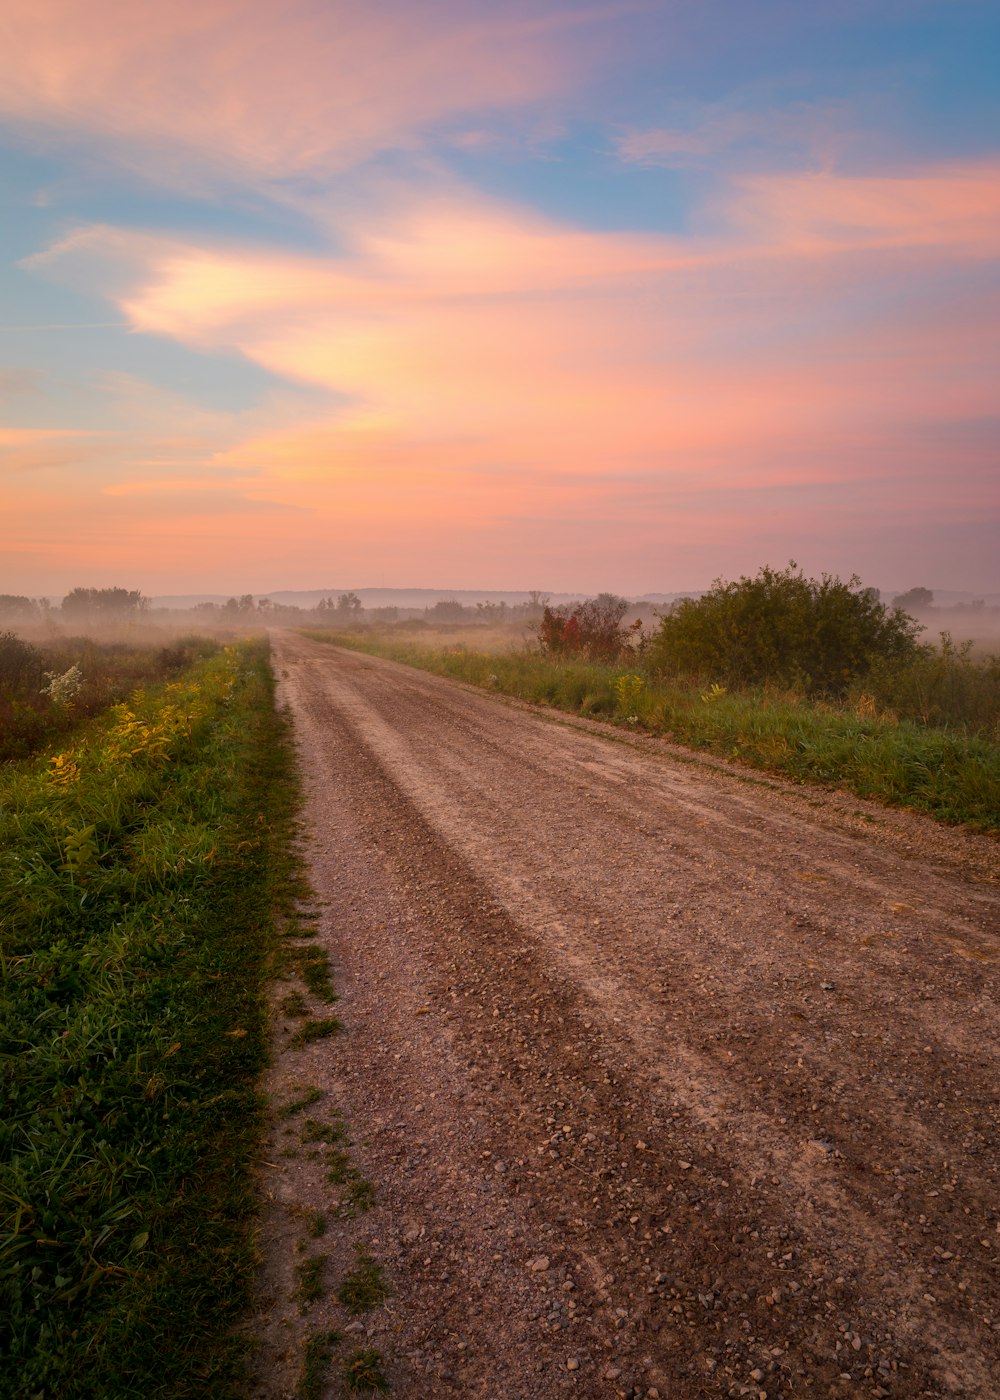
(0, 427), (107, 472)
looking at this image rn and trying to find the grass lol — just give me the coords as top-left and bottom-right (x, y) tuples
(294, 1254), (328, 1311)
(0, 637), (302, 1398)
(301, 1117), (346, 1146)
(337, 1245), (390, 1315)
(343, 1347), (390, 1393)
(0, 631), (224, 762)
(282, 942), (337, 1003)
(289, 1016), (342, 1048)
(278, 1087), (324, 1119)
(303, 628), (1000, 831)
(298, 1329), (341, 1400)
(281, 990), (309, 1017)
(300, 953), (337, 1003)
(325, 1149), (376, 1216)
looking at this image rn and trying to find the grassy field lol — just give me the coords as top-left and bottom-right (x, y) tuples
(0, 638), (300, 1398)
(301, 628), (1000, 832)
(0, 630), (229, 762)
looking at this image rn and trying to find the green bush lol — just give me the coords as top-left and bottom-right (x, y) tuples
(649, 564), (920, 695)
(861, 634), (1000, 733)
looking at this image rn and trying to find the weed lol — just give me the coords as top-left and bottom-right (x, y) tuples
(308, 1211), (329, 1239)
(337, 1246), (390, 1314)
(298, 1330), (341, 1400)
(295, 1254), (328, 1310)
(343, 1347), (390, 1393)
(281, 990), (309, 1018)
(324, 1148), (375, 1215)
(278, 1087), (324, 1118)
(301, 951), (337, 1003)
(326, 1148), (355, 1185)
(302, 1117), (346, 1145)
(341, 1176), (376, 1215)
(613, 672), (644, 716)
(290, 1016), (342, 1048)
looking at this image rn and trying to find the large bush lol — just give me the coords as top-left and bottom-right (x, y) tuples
(538, 594), (643, 664)
(649, 564), (921, 695)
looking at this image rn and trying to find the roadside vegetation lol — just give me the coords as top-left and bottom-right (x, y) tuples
(0, 630), (221, 762)
(302, 564), (1000, 831)
(0, 637), (300, 1397)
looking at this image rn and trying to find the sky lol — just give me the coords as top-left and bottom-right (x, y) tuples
(1, 0), (998, 598)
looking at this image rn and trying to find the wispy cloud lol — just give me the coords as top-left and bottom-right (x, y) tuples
(26, 161), (996, 536)
(614, 102), (851, 171)
(0, 0), (613, 188)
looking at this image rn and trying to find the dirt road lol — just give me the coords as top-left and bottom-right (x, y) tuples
(259, 632), (999, 1400)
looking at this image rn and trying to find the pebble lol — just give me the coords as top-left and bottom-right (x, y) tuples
(567, 1358), (579, 1371)
(529, 1255), (551, 1272)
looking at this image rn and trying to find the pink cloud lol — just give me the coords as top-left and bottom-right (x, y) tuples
(0, 0), (604, 184)
(10, 160), (1000, 593)
(729, 163), (1000, 256)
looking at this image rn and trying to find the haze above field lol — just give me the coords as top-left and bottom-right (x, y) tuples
(2, 1), (998, 596)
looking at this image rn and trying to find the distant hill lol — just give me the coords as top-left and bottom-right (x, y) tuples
(150, 587), (703, 611)
(149, 586), (1000, 612)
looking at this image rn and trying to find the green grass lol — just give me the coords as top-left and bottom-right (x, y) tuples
(324, 1149), (376, 1216)
(282, 943), (337, 1003)
(308, 1210), (328, 1239)
(281, 989), (309, 1017)
(301, 1117), (346, 1146)
(289, 1016), (342, 1048)
(294, 1254), (328, 1311)
(298, 1329), (341, 1400)
(303, 629), (1000, 831)
(278, 1087), (325, 1119)
(0, 638), (302, 1397)
(300, 952), (337, 1003)
(337, 1245), (389, 1315)
(343, 1347), (389, 1393)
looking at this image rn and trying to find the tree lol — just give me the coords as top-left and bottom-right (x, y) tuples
(336, 592), (363, 616)
(426, 599), (468, 622)
(222, 594), (255, 615)
(893, 587), (934, 613)
(0, 595), (39, 624)
(61, 587), (147, 620)
(650, 563), (921, 695)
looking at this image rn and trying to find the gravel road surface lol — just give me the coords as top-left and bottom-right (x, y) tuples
(256, 632), (998, 1400)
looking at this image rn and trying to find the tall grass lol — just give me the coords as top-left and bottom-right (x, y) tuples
(0, 632), (221, 761)
(302, 629), (1000, 831)
(0, 639), (299, 1397)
